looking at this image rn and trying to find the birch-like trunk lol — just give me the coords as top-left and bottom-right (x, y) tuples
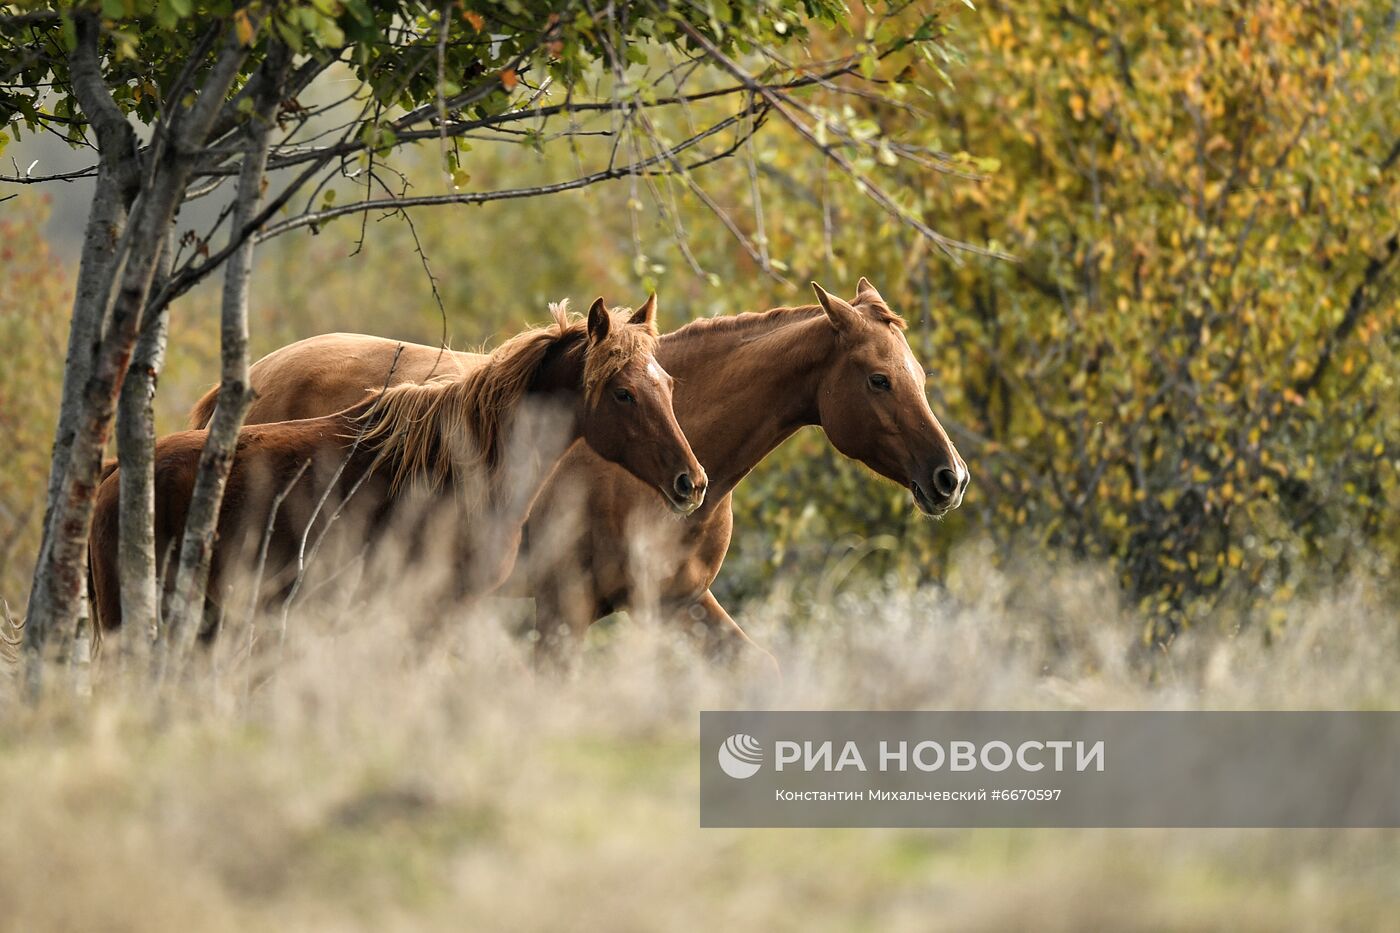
(24, 21), (254, 674)
(164, 45), (288, 664)
(23, 12), (139, 670)
(115, 234), (174, 642)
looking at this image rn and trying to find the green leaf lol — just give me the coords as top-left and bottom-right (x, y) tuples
(156, 0), (178, 31)
(343, 0), (375, 27)
(275, 18), (305, 53)
(314, 15), (345, 48)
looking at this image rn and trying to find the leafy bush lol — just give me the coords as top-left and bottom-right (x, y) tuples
(712, 1), (1400, 638)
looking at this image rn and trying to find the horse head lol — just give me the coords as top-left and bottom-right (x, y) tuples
(810, 278), (968, 517)
(579, 295), (707, 514)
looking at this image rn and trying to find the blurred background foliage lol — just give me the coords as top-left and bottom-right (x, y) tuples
(0, 199), (68, 600)
(3, 0), (1398, 646)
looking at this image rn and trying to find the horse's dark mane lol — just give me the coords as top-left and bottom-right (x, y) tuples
(357, 302), (655, 492)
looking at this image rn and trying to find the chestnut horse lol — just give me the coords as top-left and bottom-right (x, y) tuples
(91, 298), (705, 633)
(186, 278), (966, 662)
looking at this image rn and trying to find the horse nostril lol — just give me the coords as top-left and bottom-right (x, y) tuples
(674, 472), (694, 498)
(932, 466), (960, 499)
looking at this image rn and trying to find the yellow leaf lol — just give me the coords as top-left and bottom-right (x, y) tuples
(234, 10), (255, 47)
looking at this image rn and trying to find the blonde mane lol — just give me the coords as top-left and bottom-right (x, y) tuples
(356, 301), (657, 492)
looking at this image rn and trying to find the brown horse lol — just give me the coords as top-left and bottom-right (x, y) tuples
(186, 278), (966, 662)
(91, 298), (705, 634)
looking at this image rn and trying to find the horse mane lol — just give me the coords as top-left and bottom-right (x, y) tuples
(356, 301), (656, 492)
(670, 298), (906, 344)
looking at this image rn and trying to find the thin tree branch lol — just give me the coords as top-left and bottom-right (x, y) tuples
(670, 15), (1009, 262)
(253, 106), (759, 240)
(1294, 232), (1400, 397)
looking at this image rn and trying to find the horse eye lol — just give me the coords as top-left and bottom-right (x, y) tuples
(613, 387), (636, 404)
(868, 373), (892, 391)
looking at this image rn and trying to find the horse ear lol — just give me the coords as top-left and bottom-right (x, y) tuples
(812, 281), (859, 333)
(629, 293), (657, 329)
(856, 277), (884, 305)
(587, 297), (611, 343)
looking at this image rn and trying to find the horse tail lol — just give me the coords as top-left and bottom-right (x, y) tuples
(86, 540), (103, 658)
(88, 470), (122, 636)
(88, 459), (119, 654)
(189, 383), (220, 429)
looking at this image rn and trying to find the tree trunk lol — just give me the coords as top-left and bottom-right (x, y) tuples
(23, 12), (139, 671)
(165, 44), (288, 665)
(115, 234), (174, 642)
(24, 22), (254, 677)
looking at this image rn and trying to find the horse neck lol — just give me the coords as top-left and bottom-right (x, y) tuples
(475, 334), (588, 521)
(658, 310), (834, 498)
(355, 334), (589, 520)
(523, 335), (588, 423)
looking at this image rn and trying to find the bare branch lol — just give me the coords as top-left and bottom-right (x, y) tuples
(253, 105), (759, 240)
(192, 62), (865, 178)
(68, 11), (138, 194)
(176, 20), (255, 152)
(0, 165), (98, 184)
(0, 10), (60, 30)
(1294, 232), (1400, 397)
(671, 15), (1009, 262)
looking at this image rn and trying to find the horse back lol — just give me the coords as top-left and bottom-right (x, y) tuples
(193, 334), (483, 428)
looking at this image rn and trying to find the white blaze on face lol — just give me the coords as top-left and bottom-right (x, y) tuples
(646, 358), (665, 384)
(901, 343), (938, 417)
(905, 351), (925, 386)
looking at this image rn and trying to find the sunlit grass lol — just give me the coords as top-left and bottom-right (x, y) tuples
(2, 550), (1396, 931)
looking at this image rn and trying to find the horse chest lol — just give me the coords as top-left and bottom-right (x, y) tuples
(594, 497), (734, 608)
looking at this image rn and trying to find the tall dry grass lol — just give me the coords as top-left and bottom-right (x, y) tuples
(1, 542), (1396, 931)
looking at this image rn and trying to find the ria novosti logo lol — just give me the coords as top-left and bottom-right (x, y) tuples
(716, 734), (1107, 779)
(718, 733), (764, 778)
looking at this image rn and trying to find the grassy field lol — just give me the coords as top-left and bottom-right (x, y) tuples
(3, 1), (1397, 925)
(2, 553), (1396, 932)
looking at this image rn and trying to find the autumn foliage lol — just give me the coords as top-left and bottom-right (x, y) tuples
(717, 1), (1400, 639)
(0, 200), (69, 601)
(934, 1), (1399, 636)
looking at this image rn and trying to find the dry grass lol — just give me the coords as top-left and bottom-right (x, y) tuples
(1, 548), (1397, 932)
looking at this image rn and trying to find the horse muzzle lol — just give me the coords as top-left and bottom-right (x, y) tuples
(911, 461), (967, 517)
(663, 469), (707, 515)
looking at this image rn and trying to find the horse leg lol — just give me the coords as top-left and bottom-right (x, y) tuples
(531, 576), (601, 671)
(681, 590), (780, 679)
